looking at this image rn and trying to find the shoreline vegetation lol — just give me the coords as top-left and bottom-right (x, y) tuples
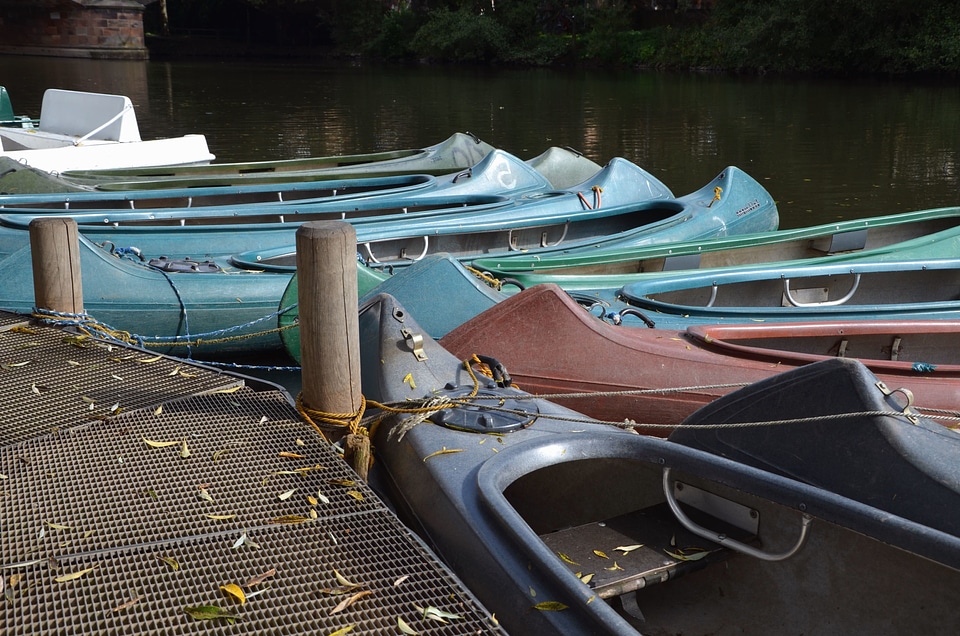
(145, 1), (960, 79)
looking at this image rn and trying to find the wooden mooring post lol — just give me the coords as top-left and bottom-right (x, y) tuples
(29, 217), (83, 315)
(295, 221), (369, 479)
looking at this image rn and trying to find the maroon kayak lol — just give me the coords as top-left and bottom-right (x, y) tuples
(439, 283), (960, 434)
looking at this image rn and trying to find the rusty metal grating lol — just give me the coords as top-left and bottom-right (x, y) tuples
(1, 389), (388, 565)
(0, 313), (30, 329)
(0, 312), (245, 447)
(4, 515), (499, 634)
(0, 312), (502, 634)
(1, 395), (500, 634)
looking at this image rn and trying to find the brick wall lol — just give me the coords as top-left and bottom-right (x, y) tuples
(0, 1), (149, 60)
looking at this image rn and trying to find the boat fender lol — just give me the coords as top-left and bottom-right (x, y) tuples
(472, 354), (512, 388)
(147, 256), (219, 273)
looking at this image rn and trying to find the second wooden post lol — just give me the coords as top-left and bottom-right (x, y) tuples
(295, 221), (367, 475)
(29, 217), (84, 315)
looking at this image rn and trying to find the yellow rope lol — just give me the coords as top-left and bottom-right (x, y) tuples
(464, 265), (503, 290)
(707, 186), (723, 208)
(33, 311), (298, 348)
(296, 392), (366, 440)
(71, 320), (142, 347)
(297, 355), (492, 442)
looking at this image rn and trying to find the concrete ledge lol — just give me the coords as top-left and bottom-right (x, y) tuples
(0, 44), (148, 60)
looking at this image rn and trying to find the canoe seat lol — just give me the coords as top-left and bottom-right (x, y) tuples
(661, 253), (702, 271)
(810, 228), (868, 254)
(540, 484), (757, 616)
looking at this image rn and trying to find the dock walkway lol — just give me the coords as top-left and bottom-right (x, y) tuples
(0, 311), (501, 634)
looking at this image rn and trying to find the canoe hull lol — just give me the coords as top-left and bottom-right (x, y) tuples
(439, 283), (960, 428)
(617, 257), (960, 329)
(63, 132), (496, 189)
(0, 234), (292, 357)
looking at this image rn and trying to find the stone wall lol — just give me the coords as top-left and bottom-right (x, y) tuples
(0, 0), (150, 60)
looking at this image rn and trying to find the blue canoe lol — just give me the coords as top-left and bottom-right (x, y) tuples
(358, 292), (960, 635)
(0, 145), (603, 211)
(237, 165), (777, 274)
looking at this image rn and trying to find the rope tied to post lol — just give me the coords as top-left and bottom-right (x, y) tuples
(355, 355), (498, 442)
(32, 306), (298, 349)
(296, 392), (368, 441)
(32, 307), (144, 347)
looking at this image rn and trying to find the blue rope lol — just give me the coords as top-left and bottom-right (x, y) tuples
(111, 245), (192, 355)
(34, 307), (302, 372)
(139, 303), (298, 344)
(43, 243), (301, 370)
(198, 359), (301, 372)
(32, 307), (146, 347)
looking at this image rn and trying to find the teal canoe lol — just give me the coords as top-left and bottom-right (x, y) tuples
(0, 232), (292, 358)
(460, 205), (960, 316)
(469, 204), (960, 284)
(614, 257), (960, 330)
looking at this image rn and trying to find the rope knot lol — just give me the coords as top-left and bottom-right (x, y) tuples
(389, 395), (453, 441)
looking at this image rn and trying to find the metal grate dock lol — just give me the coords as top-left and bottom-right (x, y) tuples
(0, 311), (246, 447)
(0, 312), (502, 634)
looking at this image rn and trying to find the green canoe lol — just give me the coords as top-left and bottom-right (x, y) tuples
(60, 132), (499, 190)
(280, 205), (960, 362)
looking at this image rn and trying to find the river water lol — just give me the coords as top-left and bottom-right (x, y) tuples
(2, 55), (958, 229)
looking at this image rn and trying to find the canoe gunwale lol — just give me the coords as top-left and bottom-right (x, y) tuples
(686, 320), (960, 373)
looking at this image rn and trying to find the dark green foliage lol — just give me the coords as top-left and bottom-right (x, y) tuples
(366, 8), (421, 60)
(669, 0), (960, 75)
(409, 8), (510, 63)
(585, 29), (664, 67)
(319, 0), (389, 54)
(152, 0), (960, 75)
